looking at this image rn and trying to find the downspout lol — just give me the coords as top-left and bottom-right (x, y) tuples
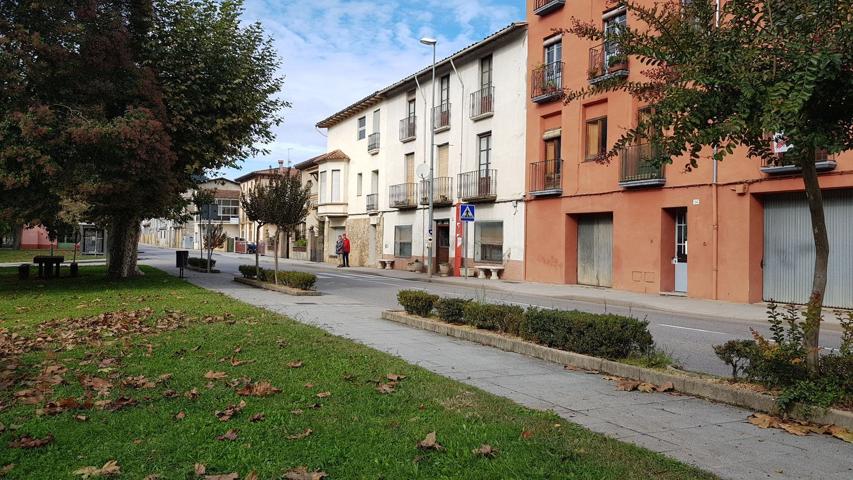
(449, 58), (465, 180)
(711, 0), (721, 300)
(414, 76), (429, 262)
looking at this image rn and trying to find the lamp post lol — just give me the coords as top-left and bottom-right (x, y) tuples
(420, 36), (437, 278)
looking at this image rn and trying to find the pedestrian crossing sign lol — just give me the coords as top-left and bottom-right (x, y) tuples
(460, 204), (475, 222)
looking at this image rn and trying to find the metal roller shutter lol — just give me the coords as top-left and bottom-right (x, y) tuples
(577, 214), (613, 287)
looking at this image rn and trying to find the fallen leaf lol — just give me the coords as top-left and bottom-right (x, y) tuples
(616, 380), (641, 391)
(291, 409), (304, 415)
(143, 475), (160, 480)
(73, 460), (120, 478)
(184, 388), (200, 400)
(204, 371), (227, 380)
(175, 411), (186, 420)
(376, 383), (396, 394)
(316, 391), (331, 399)
(163, 389), (177, 398)
(283, 466), (328, 480)
(637, 382), (656, 393)
(244, 472), (258, 480)
(75, 415), (88, 422)
(194, 463), (206, 475)
(287, 428), (313, 440)
(521, 429), (534, 440)
(204, 475), (238, 480)
(287, 361), (303, 369)
(250, 412), (265, 423)
(778, 422), (812, 436)
(828, 425), (853, 443)
(304, 383), (315, 388)
(472, 443), (498, 458)
(748, 413), (777, 429)
(386, 373), (406, 382)
(236, 381), (281, 397)
(1, 464), (14, 475)
(215, 400), (247, 422)
(216, 429), (238, 441)
(602, 375), (622, 382)
(417, 431), (444, 451)
(8, 434), (53, 449)
(656, 382), (675, 392)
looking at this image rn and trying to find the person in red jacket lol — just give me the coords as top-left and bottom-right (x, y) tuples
(341, 233), (351, 267)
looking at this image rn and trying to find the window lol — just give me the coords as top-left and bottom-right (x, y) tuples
(544, 38), (562, 65)
(318, 171), (327, 203)
(440, 75), (450, 106)
(407, 98), (416, 118)
(215, 198), (239, 221)
(356, 173), (363, 196)
(604, 12), (627, 65)
(371, 170), (379, 194)
(475, 221), (503, 263)
(544, 136), (561, 176)
(437, 144), (449, 178)
(480, 55), (492, 89)
(478, 132), (492, 173)
(331, 169), (341, 202)
(372, 109), (380, 133)
(543, 39), (562, 88)
(357, 116), (366, 140)
(394, 225), (412, 257)
(585, 117), (607, 160)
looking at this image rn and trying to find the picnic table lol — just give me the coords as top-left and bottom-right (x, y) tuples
(32, 255), (64, 278)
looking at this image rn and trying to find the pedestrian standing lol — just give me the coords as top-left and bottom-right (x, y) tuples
(335, 235), (344, 267)
(342, 233), (351, 268)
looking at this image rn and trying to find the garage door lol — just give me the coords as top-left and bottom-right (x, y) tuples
(577, 214), (613, 287)
(763, 191), (853, 308)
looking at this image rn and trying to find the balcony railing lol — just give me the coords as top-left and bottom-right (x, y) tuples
(366, 193), (378, 213)
(368, 132), (380, 153)
(432, 103), (451, 132)
(619, 144), (666, 187)
(533, 0), (565, 15)
(761, 150), (838, 175)
(399, 116), (416, 142)
(470, 86), (494, 119)
(389, 183), (418, 209)
(531, 61), (563, 103)
(419, 177), (453, 207)
(529, 160), (563, 195)
(458, 169), (497, 202)
(588, 43), (628, 84)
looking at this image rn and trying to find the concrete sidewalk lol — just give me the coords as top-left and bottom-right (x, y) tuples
(143, 253), (852, 480)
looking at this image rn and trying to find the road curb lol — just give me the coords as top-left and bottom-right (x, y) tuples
(233, 276), (321, 296)
(380, 310), (853, 430)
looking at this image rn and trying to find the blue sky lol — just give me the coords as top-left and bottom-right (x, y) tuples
(216, 0), (523, 179)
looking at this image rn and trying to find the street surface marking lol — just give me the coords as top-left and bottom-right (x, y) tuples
(656, 324), (729, 335)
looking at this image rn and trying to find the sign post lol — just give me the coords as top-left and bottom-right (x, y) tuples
(459, 204), (475, 279)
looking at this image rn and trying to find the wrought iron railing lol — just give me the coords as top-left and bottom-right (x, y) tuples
(368, 132), (380, 152)
(530, 160), (563, 193)
(620, 144), (665, 184)
(366, 193), (378, 212)
(432, 103), (451, 131)
(457, 170), (497, 201)
(589, 43), (628, 81)
(534, 0), (565, 14)
(419, 177), (453, 206)
(389, 183), (418, 208)
(470, 86), (494, 118)
(399, 116), (416, 141)
(531, 61), (563, 101)
(762, 149), (836, 168)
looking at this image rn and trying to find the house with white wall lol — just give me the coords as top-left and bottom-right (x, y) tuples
(310, 23), (528, 279)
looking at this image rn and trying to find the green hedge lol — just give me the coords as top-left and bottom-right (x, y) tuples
(238, 264), (259, 278)
(522, 308), (653, 359)
(272, 270), (317, 290)
(463, 302), (525, 336)
(435, 298), (470, 324)
(187, 257), (215, 268)
(397, 290), (439, 317)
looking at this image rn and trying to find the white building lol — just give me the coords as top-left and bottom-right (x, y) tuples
(308, 23), (528, 279)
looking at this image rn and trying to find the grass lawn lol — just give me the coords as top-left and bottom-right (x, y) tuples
(0, 266), (717, 479)
(0, 248), (104, 264)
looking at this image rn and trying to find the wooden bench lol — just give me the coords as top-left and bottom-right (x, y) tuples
(378, 259), (395, 270)
(474, 265), (504, 280)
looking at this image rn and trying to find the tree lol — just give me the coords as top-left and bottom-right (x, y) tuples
(561, 0), (853, 372)
(240, 181), (272, 279)
(191, 188), (216, 261)
(265, 169), (311, 284)
(203, 223), (226, 272)
(0, 0), (286, 279)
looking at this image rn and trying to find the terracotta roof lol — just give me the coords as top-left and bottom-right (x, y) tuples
(315, 22), (527, 129)
(293, 149), (350, 170)
(234, 165), (300, 183)
(214, 190), (241, 199)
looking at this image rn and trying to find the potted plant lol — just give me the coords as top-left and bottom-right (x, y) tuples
(438, 262), (450, 277)
(588, 66), (601, 79)
(607, 54), (628, 73)
(407, 259), (423, 273)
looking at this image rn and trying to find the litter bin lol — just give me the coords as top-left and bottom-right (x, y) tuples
(176, 250), (188, 268)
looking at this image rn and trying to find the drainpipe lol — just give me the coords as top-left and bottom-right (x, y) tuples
(414, 76), (430, 264)
(449, 58), (465, 182)
(711, 0), (721, 300)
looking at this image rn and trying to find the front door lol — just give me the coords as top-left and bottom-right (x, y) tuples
(436, 221), (450, 271)
(674, 208), (688, 292)
(577, 214), (613, 287)
(368, 224), (377, 267)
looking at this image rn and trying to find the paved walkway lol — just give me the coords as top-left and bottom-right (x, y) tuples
(142, 253), (852, 480)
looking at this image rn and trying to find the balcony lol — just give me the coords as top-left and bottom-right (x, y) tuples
(760, 150), (838, 175)
(588, 43), (629, 85)
(533, 0), (565, 15)
(419, 177), (453, 207)
(531, 61), (563, 103)
(529, 160), (563, 196)
(317, 201), (348, 217)
(399, 116), (416, 142)
(432, 103), (450, 132)
(470, 86), (494, 120)
(619, 144), (666, 188)
(368, 132), (380, 154)
(389, 183), (418, 209)
(458, 170), (497, 203)
(366, 193), (378, 213)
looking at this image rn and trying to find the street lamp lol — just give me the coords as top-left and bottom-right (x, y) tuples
(420, 36), (437, 278)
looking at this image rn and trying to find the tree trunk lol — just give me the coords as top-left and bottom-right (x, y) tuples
(107, 217), (141, 279)
(254, 224), (262, 279)
(273, 228), (280, 285)
(12, 225), (22, 249)
(206, 216), (212, 273)
(800, 149), (828, 374)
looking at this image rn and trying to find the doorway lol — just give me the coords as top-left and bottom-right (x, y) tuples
(674, 208), (688, 293)
(435, 220), (450, 273)
(368, 224), (377, 267)
(577, 213), (613, 287)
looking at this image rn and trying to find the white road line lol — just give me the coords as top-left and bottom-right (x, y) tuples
(656, 324), (730, 335)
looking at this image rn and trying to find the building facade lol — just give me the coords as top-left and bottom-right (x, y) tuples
(524, 0), (853, 307)
(310, 23), (528, 279)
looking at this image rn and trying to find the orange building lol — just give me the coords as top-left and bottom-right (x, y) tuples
(524, 0), (853, 308)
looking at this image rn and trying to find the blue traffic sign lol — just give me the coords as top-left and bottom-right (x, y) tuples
(460, 203), (475, 222)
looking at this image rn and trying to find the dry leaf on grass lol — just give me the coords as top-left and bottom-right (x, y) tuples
(287, 429), (313, 440)
(204, 371), (227, 380)
(216, 429), (239, 441)
(416, 431), (444, 451)
(184, 388), (200, 400)
(290, 409), (304, 416)
(283, 466), (328, 480)
(386, 373), (406, 382)
(204, 474), (238, 480)
(8, 434), (53, 449)
(287, 361), (304, 369)
(244, 472), (258, 480)
(142, 475), (160, 480)
(250, 412), (265, 423)
(0, 464), (12, 475)
(216, 400), (247, 421)
(73, 460), (120, 478)
(316, 391), (331, 399)
(472, 444), (498, 458)
(236, 381), (281, 397)
(521, 429), (534, 440)
(175, 411), (186, 420)
(194, 463), (206, 475)
(376, 383), (396, 394)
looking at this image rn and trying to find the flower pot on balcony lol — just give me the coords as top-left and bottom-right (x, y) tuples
(607, 55), (628, 74)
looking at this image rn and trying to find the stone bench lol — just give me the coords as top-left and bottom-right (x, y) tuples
(378, 259), (395, 270)
(475, 265), (504, 280)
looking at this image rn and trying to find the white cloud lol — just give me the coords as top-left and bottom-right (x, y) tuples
(217, 0), (521, 178)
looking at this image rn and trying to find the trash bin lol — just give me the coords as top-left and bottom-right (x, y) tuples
(176, 250), (189, 268)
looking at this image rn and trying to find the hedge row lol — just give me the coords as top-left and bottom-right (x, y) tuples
(187, 257), (216, 268)
(238, 264), (317, 291)
(396, 290), (653, 359)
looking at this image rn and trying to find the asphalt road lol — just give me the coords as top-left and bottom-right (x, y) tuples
(139, 246), (843, 377)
